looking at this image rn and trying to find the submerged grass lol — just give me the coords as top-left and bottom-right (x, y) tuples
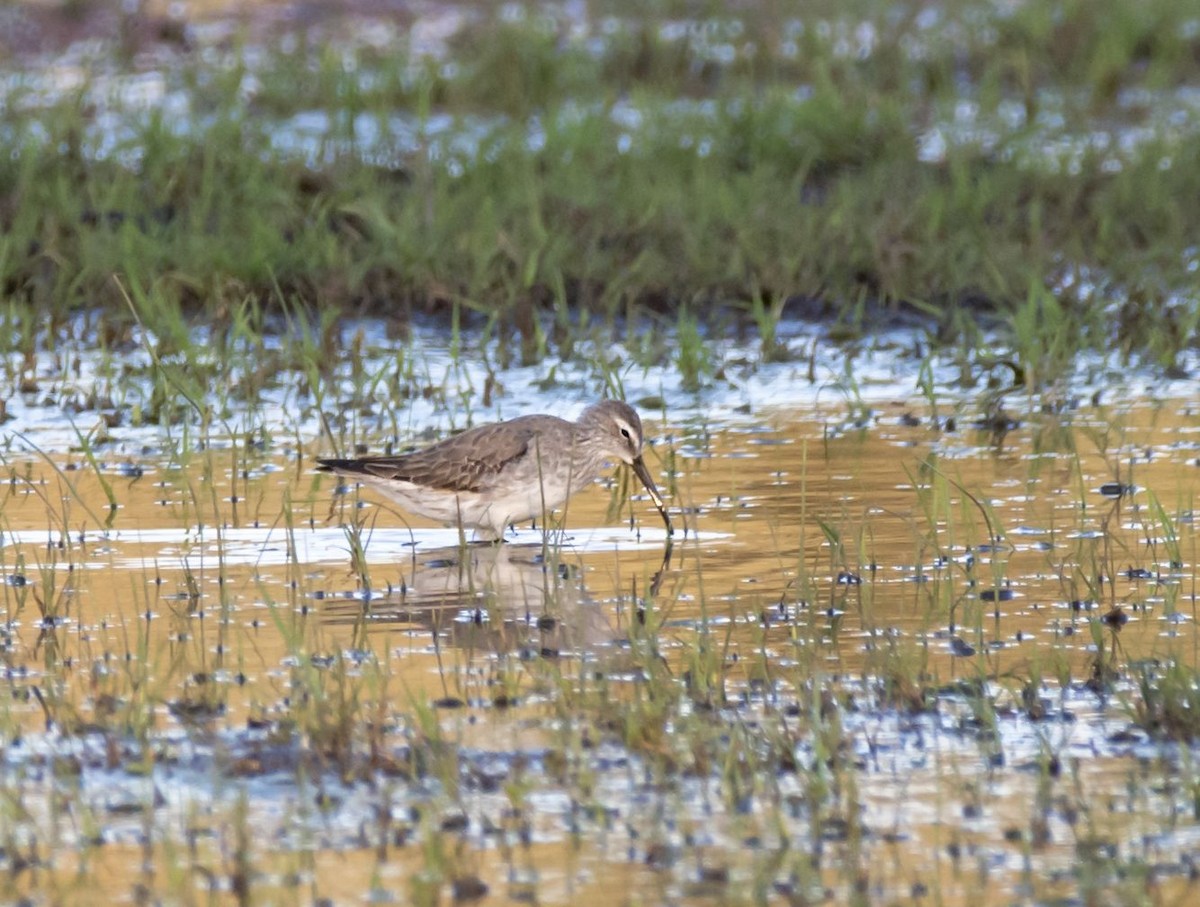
(1, 0), (1199, 379)
(3, 1), (1200, 903)
(1, 400), (1200, 904)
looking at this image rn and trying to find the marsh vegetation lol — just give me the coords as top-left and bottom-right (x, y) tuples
(2, 1), (1200, 904)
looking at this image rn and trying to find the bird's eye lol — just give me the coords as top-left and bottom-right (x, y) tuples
(620, 428), (631, 440)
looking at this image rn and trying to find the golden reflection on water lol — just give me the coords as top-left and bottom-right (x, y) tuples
(675, 400), (1199, 681)
(1, 397), (1199, 904)
(6, 401), (1197, 687)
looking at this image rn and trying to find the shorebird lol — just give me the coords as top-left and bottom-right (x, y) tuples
(316, 400), (673, 541)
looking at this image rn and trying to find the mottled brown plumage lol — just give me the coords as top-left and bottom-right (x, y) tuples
(317, 400), (673, 540)
(328, 419), (541, 494)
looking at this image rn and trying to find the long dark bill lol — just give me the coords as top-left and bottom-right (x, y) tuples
(631, 456), (674, 536)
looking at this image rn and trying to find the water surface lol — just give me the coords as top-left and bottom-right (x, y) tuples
(1, 323), (1198, 903)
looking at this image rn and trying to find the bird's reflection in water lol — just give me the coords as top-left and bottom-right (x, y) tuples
(321, 542), (645, 656)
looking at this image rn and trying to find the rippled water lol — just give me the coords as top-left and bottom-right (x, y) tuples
(1, 319), (1199, 903)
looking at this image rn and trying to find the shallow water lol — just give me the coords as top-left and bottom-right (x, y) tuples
(1, 321), (1199, 903)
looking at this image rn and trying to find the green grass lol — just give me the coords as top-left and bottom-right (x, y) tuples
(2, 10), (1200, 900)
(1, 0), (1199, 382)
(3, 395), (1200, 903)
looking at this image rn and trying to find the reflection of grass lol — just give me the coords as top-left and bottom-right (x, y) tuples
(1129, 660), (1200, 742)
(2, 1), (1200, 378)
(5, 2), (1200, 899)
(1, 416), (1200, 903)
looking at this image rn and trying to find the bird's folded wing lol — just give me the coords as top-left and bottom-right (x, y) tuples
(358, 422), (539, 493)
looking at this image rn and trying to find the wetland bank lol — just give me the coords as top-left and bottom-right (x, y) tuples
(3, 1), (1200, 905)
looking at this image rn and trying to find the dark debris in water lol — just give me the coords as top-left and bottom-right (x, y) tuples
(979, 587), (1015, 602)
(451, 875), (489, 902)
(0, 665), (1187, 907)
